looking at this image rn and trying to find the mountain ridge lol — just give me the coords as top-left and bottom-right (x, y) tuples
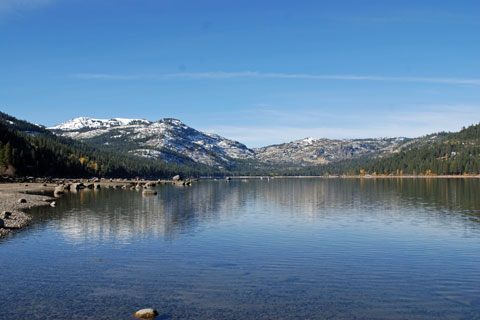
(49, 116), (422, 169)
(49, 117), (254, 170)
(2, 111), (479, 177)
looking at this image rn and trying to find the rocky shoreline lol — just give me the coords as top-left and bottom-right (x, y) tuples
(0, 176), (195, 239)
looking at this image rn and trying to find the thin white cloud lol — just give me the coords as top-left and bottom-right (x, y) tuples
(202, 105), (480, 147)
(0, 0), (54, 13)
(71, 71), (480, 86)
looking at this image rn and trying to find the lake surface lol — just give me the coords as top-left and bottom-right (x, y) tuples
(1, 178), (480, 319)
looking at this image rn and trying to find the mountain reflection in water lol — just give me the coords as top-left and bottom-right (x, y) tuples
(28, 178), (480, 243)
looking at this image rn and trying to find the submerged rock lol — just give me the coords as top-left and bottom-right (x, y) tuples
(134, 308), (159, 319)
(142, 189), (157, 196)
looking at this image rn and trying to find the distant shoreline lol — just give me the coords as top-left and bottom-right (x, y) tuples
(215, 175), (480, 179)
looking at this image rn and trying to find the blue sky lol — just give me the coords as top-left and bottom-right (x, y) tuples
(1, 0), (479, 147)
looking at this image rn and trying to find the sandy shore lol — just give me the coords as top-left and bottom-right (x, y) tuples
(0, 178), (184, 239)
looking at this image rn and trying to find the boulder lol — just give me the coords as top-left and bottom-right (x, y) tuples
(50, 201), (56, 207)
(172, 175), (182, 181)
(86, 183), (95, 189)
(2, 211), (12, 219)
(133, 308), (159, 319)
(225, 177), (231, 181)
(72, 183), (85, 190)
(94, 183), (101, 189)
(18, 198), (27, 204)
(0, 218), (4, 228)
(145, 182), (156, 187)
(54, 186), (65, 196)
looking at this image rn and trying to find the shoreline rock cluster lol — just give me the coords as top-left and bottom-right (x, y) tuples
(0, 176), (196, 239)
(0, 190), (55, 238)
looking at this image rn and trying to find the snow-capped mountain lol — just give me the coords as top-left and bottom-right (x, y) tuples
(49, 117), (254, 168)
(49, 117), (414, 169)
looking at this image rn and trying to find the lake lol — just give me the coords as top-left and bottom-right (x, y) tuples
(1, 178), (480, 319)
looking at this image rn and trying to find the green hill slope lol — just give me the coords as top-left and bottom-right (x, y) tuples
(361, 124), (480, 175)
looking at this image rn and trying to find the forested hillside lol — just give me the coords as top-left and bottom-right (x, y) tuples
(1, 111), (479, 178)
(0, 112), (216, 178)
(359, 124), (480, 175)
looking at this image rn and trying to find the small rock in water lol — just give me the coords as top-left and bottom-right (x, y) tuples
(134, 308), (159, 319)
(50, 201), (56, 207)
(142, 189), (157, 196)
(172, 175), (182, 181)
(18, 199), (27, 204)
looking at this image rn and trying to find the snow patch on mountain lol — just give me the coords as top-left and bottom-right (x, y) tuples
(49, 117), (414, 169)
(50, 117), (255, 168)
(49, 117), (150, 131)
